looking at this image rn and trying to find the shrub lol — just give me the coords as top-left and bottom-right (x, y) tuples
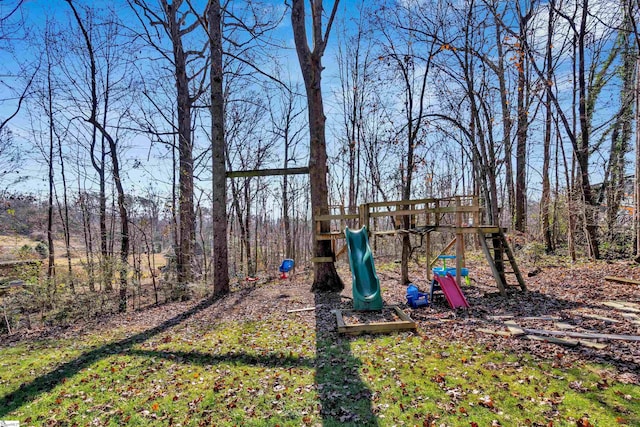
(35, 242), (48, 258)
(17, 244), (35, 260)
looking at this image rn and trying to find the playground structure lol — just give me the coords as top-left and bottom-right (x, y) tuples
(314, 195), (526, 297)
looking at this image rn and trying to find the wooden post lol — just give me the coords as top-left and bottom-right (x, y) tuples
(472, 196), (480, 250)
(425, 230), (431, 281)
(360, 203), (370, 232)
(455, 196), (463, 287)
(425, 203), (431, 280)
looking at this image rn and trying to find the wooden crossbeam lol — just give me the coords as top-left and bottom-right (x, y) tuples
(226, 167), (309, 178)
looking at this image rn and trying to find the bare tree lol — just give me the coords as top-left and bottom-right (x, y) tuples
(291, 0), (343, 292)
(207, 0), (229, 295)
(540, 0), (556, 253)
(373, 1), (441, 284)
(269, 81), (305, 260)
(128, 0), (209, 290)
(66, 0), (131, 311)
(514, 2), (534, 233)
(335, 2), (372, 218)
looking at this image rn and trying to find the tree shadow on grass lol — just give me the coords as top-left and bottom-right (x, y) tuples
(314, 292), (379, 426)
(1, 286), (382, 426)
(126, 348), (314, 370)
(0, 296), (220, 417)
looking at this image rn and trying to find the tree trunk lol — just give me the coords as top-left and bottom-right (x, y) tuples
(79, 189), (95, 291)
(576, 0), (600, 259)
(606, 15), (634, 240)
(283, 135), (293, 259)
(291, 0), (343, 292)
(57, 129), (74, 293)
(67, 0), (129, 309)
(209, 0), (230, 295)
(108, 137), (129, 313)
(243, 181), (254, 276)
(165, 2), (195, 288)
(514, 4), (532, 233)
(636, 55), (640, 262)
(493, 12), (514, 226)
(46, 53), (56, 288)
(541, 2), (554, 253)
(514, 50), (527, 233)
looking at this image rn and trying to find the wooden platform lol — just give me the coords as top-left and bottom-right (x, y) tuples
(333, 306), (417, 335)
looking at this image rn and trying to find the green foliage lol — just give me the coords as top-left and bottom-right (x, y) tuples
(34, 242), (48, 259)
(601, 232), (634, 260)
(16, 244), (34, 260)
(520, 241), (547, 265)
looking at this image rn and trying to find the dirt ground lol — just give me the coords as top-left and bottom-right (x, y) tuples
(5, 256), (640, 385)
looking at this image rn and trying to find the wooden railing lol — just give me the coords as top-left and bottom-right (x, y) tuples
(314, 195), (489, 242)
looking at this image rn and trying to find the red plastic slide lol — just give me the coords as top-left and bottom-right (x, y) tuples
(434, 273), (470, 309)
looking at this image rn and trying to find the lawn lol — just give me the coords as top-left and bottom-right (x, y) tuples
(1, 268), (639, 427)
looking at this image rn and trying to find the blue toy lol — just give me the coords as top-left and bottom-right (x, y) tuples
(279, 259), (294, 279)
(406, 283), (429, 308)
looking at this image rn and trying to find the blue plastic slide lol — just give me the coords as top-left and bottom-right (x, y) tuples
(345, 226), (383, 311)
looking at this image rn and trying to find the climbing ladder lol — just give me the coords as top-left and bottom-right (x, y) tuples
(477, 228), (527, 296)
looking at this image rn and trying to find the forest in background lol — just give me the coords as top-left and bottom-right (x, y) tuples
(1, 0), (639, 326)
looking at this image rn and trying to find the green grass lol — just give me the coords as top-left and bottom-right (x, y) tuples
(1, 314), (638, 426)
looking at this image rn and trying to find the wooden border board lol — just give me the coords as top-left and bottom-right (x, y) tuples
(333, 306), (417, 335)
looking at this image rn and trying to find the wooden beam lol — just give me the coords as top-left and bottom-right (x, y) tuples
(335, 244), (347, 259)
(334, 306), (417, 335)
(526, 334), (579, 347)
(287, 306), (317, 313)
(315, 232), (344, 241)
(522, 327), (640, 342)
(476, 328), (513, 337)
(603, 301), (640, 313)
(226, 167), (309, 178)
(605, 276), (640, 286)
(504, 320), (525, 337)
(314, 213), (359, 221)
